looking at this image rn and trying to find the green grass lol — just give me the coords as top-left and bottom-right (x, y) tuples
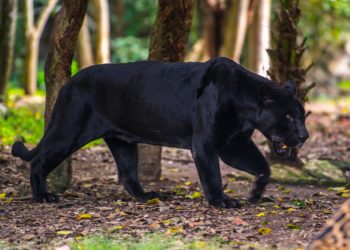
(71, 234), (227, 250)
(338, 80), (350, 90)
(0, 107), (44, 146)
(0, 88), (103, 147)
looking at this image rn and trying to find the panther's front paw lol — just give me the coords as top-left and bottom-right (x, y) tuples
(248, 191), (262, 204)
(33, 192), (59, 203)
(248, 195), (260, 204)
(139, 191), (160, 202)
(209, 195), (241, 209)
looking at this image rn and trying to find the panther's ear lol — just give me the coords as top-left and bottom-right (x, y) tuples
(260, 84), (275, 105)
(285, 80), (297, 95)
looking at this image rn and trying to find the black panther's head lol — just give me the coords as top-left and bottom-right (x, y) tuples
(256, 80), (309, 156)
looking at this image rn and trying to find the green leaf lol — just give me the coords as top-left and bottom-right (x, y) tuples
(291, 200), (306, 207)
(287, 223), (301, 230)
(186, 191), (201, 199)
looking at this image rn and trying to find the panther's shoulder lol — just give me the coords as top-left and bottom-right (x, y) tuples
(308, 199), (350, 250)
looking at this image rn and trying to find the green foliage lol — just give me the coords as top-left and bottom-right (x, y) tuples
(338, 80), (350, 90)
(300, 0), (350, 46)
(0, 107), (44, 146)
(72, 234), (222, 250)
(111, 37), (150, 63)
(122, 0), (157, 37)
(0, 88), (104, 147)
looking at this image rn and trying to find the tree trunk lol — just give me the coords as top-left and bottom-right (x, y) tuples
(220, 0), (249, 62)
(76, 15), (94, 69)
(200, 0), (226, 60)
(44, 0), (87, 193)
(266, 0), (314, 167)
(0, 0), (17, 103)
(93, 0), (110, 63)
(248, 0), (271, 75)
(138, 0), (195, 182)
(24, 0), (58, 95)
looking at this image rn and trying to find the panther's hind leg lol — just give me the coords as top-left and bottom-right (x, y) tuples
(219, 139), (271, 203)
(30, 116), (106, 202)
(104, 137), (159, 201)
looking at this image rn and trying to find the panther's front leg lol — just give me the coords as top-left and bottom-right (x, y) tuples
(219, 139), (271, 203)
(192, 138), (241, 208)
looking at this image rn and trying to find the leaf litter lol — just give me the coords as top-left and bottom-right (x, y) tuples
(0, 111), (349, 249)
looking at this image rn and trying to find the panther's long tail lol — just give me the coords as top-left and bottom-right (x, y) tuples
(11, 140), (42, 162)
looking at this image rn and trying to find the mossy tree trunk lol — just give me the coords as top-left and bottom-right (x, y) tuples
(267, 0), (315, 167)
(138, 0), (195, 182)
(44, 0), (88, 193)
(0, 0), (17, 103)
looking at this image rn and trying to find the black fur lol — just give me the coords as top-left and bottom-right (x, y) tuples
(12, 57), (308, 207)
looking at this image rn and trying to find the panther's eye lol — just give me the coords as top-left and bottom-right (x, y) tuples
(286, 114), (294, 122)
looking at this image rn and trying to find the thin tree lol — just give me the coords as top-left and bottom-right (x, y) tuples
(138, 0), (195, 181)
(267, 0), (314, 166)
(248, 0), (271, 76)
(24, 0), (58, 95)
(221, 0), (249, 62)
(0, 0), (17, 103)
(44, 0), (88, 192)
(76, 15), (94, 69)
(92, 0), (110, 63)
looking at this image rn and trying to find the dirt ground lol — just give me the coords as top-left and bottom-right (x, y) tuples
(0, 106), (349, 249)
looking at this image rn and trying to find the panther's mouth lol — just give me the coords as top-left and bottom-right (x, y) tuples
(272, 140), (290, 156)
(271, 136), (291, 156)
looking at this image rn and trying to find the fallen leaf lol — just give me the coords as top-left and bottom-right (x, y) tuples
(162, 219), (173, 225)
(321, 209), (332, 214)
(149, 223), (161, 229)
(22, 234), (35, 240)
(76, 213), (92, 220)
(231, 217), (248, 225)
(165, 226), (184, 235)
(224, 189), (235, 194)
(287, 223), (301, 230)
(185, 181), (191, 186)
(186, 191), (201, 199)
(2, 197), (13, 203)
(256, 212), (265, 217)
(114, 200), (126, 206)
(328, 187), (346, 192)
(0, 193), (6, 199)
(56, 230), (73, 235)
(258, 227), (272, 235)
(147, 198), (160, 205)
(174, 188), (186, 196)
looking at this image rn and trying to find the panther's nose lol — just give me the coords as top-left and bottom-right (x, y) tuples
(299, 134), (309, 143)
